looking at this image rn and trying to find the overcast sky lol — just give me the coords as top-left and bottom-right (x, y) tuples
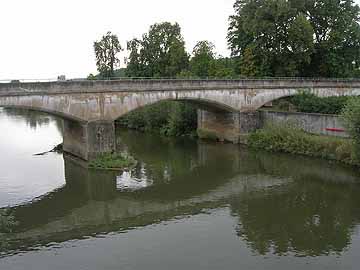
(0, 0), (359, 80)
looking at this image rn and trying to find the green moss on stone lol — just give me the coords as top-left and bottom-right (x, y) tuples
(89, 152), (137, 170)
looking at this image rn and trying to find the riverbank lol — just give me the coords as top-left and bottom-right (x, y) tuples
(247, 123), (359, 167)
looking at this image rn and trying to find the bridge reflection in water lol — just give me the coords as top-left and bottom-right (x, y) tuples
(1, 129), (360, 259)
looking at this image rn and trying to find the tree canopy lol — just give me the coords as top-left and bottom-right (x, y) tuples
(189, 41), (216, 78)
(228, 0), (360, 77)
(126, 22), (189, 77)
(94, 32), (123, 78)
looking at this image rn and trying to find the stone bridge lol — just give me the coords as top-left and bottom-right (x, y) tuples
(1, 79), (360, 160)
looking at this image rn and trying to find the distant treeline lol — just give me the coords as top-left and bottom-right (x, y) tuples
(90, 1), (360, 80)
(90, 0), (360, 137)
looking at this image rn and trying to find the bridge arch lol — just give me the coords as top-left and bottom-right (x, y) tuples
(0, 95), (91, 123)
(0, 104), (86, 123)
(110, 95), (237, 122)
(0, 91), (240, 123)
(1, 79), (360, 160)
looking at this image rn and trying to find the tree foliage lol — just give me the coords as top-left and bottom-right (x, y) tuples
(249, 122), (357, 165)
(189, 41), (216, 78)
(228, 0), (360, 77)
(94, 32), (123, 78)
(341, 98), (360, 159)
(288, 92), (354, 114)
(126, 22), (189, 77)
(117, 101), (197, 137)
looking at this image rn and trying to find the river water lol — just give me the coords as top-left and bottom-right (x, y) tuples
(1, 108), (360, 270)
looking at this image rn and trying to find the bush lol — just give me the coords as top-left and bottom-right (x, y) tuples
(248, 122), (357, 165)
(341, 98), (360, 160)
(117, 101), (197, 137)
(289, 92), (353, 115)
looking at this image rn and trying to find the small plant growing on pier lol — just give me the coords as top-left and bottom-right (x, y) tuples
(88, 152), (137, 170)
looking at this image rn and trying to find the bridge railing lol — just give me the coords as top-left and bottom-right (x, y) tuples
(1, 77), (360, 84)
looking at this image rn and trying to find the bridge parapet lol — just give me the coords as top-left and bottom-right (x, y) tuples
(1, 78), (360, 95)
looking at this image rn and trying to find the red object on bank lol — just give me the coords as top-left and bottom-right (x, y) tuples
(325, 128), (345, 132)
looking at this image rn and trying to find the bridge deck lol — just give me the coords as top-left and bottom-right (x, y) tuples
(1, 79), (360, 96)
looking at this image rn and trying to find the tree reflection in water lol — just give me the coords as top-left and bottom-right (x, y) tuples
(0, 127), (360, 259)
(1, 108), (63, 135)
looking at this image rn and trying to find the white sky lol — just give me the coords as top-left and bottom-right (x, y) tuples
(0, 0), (359, 80)
(0, 0), (234, 80)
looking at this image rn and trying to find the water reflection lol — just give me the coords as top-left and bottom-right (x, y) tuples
(1, 129), (360, 259)
(0, 108), (65, 206)
(231, 178), (359, 257)
(1, 109), (360, 265)
(117, 167), (154, 191)
(2, 107), (63, 134)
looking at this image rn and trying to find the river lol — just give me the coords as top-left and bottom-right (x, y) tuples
(1, 108), (360, 270)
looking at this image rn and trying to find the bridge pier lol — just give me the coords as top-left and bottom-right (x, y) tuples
(197, 109), (260, 144)
(63, 120), (116, 161)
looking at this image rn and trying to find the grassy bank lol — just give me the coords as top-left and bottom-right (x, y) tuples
(89, 152), (137, 170)
(248, 123), (359, 166)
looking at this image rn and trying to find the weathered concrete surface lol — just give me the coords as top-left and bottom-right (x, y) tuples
(197, 110), (260, 143)
(63, 120), (115, 160)
(260, 110), (349, 138)
(1, 79), (360, 122)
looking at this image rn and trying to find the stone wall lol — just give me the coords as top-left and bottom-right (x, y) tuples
(260, 111), (349, 138)
(197, 109), (349, 144)
(197, 109), (260, 143)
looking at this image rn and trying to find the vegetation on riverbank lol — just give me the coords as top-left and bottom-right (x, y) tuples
(341, 97), (360, 160)
(248, 122), (359, 166)
(272, 92), (360, 115)
(88, 152), (137, 170)
(0, 208), (18, 233)
(116, 101), (197, 137)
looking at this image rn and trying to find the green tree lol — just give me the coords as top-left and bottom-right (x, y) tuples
(125, 39), (142, 77)
(189, 41), (216, 78)
(228, 0), (360, 77)
(126, 22), (189, 77)
(239, 46), (260, 77)
(305, 0), (360, 77)
(209, 57), (236, 78)
(94, 31), (123, 78)
(117, 101), (197, 137)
